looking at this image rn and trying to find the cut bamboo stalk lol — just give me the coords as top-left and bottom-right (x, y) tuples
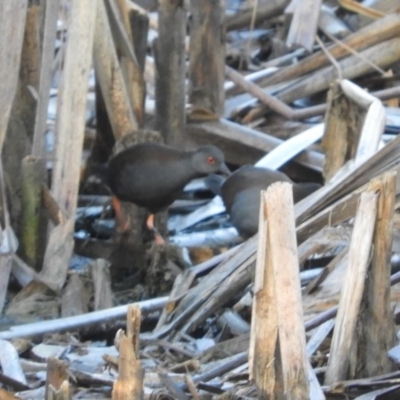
(189, 0), (225, 117)
(0, 0), (28, 152)
(112, 305), (143, 400)
(20, 156), (46, 271)
(93, 0), (138, 139)
(40, 0), (97, 291)
(155, 0), (186, 146)
(250, 183), (309, 399)
(324, 191), (378, 385)
(286, 0), (323, 52)
(353, 171), (397, 378)
(32, 0), (60, 158)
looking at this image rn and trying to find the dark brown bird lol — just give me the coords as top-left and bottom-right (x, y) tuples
(106, 143), (230, 242)
(206, 165), (321, 239)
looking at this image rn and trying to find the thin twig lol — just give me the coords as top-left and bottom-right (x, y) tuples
(321, 29), (387, 77)
(315, 35), (342, 80)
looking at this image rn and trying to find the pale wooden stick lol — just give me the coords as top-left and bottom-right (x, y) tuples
(112, 305), (143, 399)
(32, 0), (59, 157)
(250, 183), (309, 398)
(93, 0), (138, 139)
(155, 0), (186, 145)
(189, 0), (225, 116)
(0, 0), (28, 151)
(40, 0), (97, 291)
(45, 357), (69, 400)
(325, 191), (378, 385)
(352, 171), (397, 377)
(110, 0), (146, 125)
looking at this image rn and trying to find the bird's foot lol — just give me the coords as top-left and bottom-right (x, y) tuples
(153, 230), (165, 245)
(146, 214), (166, 244)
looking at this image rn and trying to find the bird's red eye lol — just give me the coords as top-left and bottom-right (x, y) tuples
(207, 156), (215, 164)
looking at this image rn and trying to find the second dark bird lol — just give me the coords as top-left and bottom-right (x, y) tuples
(206, 165), (321, 239)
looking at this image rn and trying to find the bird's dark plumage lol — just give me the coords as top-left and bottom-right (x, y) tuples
(106, 143), (230, 213)
(206, 165), (321, 238)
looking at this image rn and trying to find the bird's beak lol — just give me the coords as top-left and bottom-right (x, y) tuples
(219, 163), (231, 176)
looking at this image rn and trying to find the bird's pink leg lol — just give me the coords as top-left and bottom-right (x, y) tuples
(112, 196), (131, 232)
(146, 214), (165, 244)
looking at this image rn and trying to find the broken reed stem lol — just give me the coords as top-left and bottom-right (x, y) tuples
(20, 156), (46, 271)
(325, 191), (378, 385)
(0, 0), (28, 152)
(32, 0), (59, 157)
(353, 171), (397, 377)
(40, 0), (96, 291)
(155, 0), (186, 146)
(250, 183), (309, 399)
(113, 0), (146, 126)
(112, 305), (143, 400)
(45, 357), (69, 400)
(189, 0), (225, 116)
(93, 0), (138, 139)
